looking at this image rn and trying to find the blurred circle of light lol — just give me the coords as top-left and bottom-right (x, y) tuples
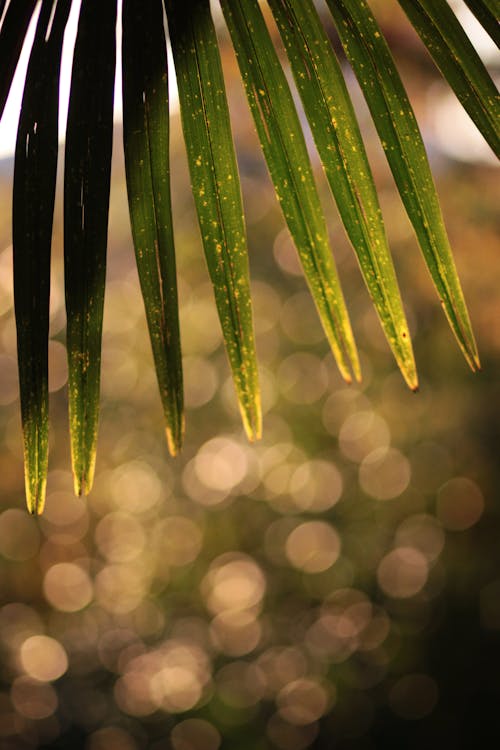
(273, 228), (303, 276)
(0, 355), (18, 405)
(289, 459), (343, 512)
(194, 437), (248, 492)
(10, 676), (58, 720)
(95, 564), (148, 614)
(359, 447), (411, 500)
(377, 547), (428, 599)
(0, 509), (40, 561)
(183, 355), (218, 407)
(436, 477), (485, 531)
(277, 352), (328, 404)
(149, 641), (210, 713)
(40, 492), (89, 544)
(215, 661), (266, 709)
(201, 554), (266, 615)
(87, 726), (138, 750)
(339, 410), (390, 463)
(285, 521), (341, 573)
(20, 635), (68, 682)
(358, 606), (392, 651)
(110, 460), (163, 513)
(322, 388), (371, 436)
(267, 713), (319, 750)
(395, 514), (445, 563)
(171, 718), (221, 750)
(277, 678), (331, 726)
(389, 673), (439, 720)
(210, 609), (262, 656)
(48, 340), (68, 392)
(114, 669), (157, 717)
(152, 516), (203, 567)
(95, 512), (146, 562)
(257, 647), (309, 698)
(43, 562), (93, 612)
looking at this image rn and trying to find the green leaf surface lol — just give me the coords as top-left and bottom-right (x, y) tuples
(220, 0), (360, 384)
(326, 0), (480, 373)
(463, 0), (500, 48)
(64, 0), (116, 496)
(13, 0), (71, 515)
(269, 0), (417, 390)
(0, 0), (38, 119)
(398, 0), (500, 158)
(166, 0), (261, 440)
(122, 0), (184, 456)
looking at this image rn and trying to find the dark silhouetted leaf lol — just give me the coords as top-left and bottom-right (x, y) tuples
(122, 0), (184, 455)
(64, 0), (116, 495)
(13, 0), (71, 515)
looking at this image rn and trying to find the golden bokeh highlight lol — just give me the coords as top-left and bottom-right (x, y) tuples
(437, 477), (484, 531)
(285, 521), (341, 573)
(43, 562), (93, 612)
(377, 547), (428, 598)
(20, 635), (68, 682)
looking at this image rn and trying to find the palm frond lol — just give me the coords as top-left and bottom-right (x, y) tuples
(13, 0), (71, 514)
(0, 0), (497, 511)
(64, 0), (116, 496)
(122, 0), (184, 456)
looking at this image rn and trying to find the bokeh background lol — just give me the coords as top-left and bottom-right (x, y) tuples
(0, 3), (499, 748)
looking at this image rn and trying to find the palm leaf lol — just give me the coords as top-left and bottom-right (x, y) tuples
(325, 0), (480, 373)
(64, 0), (117, 496)
(122, 0), (184, 456)
(220, 0), (360, 384)
(463, 0), (500, 46)
(398, 0), (500, 158)
(165, 0), (261, 440)
(268, 0), (417, 390)
(0, 0), (38, 119)
(13, 0), (71, 515)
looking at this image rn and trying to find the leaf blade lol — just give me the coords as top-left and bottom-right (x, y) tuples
(221, 0), (360, 383)
(122, 0), (184, 455)
(166, 0), (261, 440)
(463, 0), (500, 48)
(326, 0), (480, 372)
(13, 0), (71, 515)
(64, 0), (117, 495)
(398, 0), (500, 158)
(269, 0), (417, 389)
(0, 0), (38, 120)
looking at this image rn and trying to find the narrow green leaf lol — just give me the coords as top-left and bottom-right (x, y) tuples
(122, 0), (184, 456)
(13, 0), (71, 515)
(398, 0), (500, 158)
(0, 0), (38, 120)
(463, 0), (500, 48)
(64, 0), (116, 496)
(165, 0), (261, 440)
(326, 0), (480, 372)
(269, 0), (417, 390)
(220, 0), (360, 383)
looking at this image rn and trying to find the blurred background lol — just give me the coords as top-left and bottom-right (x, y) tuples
(0, 2), (499, 748)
